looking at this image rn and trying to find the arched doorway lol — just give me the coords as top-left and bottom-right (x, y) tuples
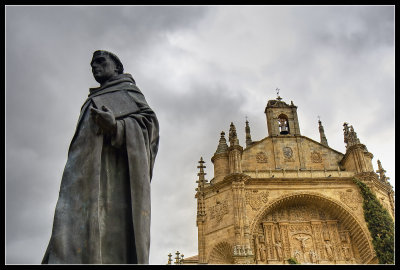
(250, 192), (374, 264)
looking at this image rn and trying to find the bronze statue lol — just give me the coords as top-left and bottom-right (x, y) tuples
(42, 50), (159, 264)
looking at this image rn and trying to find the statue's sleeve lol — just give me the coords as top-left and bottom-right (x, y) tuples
(110, 88), (158, 154)
(111, 120), (126, 148)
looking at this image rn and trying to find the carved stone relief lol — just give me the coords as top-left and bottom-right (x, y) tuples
(246, 190), (269, 211)
(263, 204), (334, 223)
(311, 151), (322, 163)
(255, 203), (357, 264)
(256, 152), (268, 163)
(283, 147), (295, 162)
(254, 234), (267, 262)
(337, 189), (362, 211)
(208, 242), (234, 264)
(291, 233), (313, 263)
(209, 199), (229, 223)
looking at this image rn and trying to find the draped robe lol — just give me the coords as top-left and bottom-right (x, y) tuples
(42, 74), (159, 264)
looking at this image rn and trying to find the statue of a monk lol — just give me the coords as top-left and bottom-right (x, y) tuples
(42, 50), (159, 264)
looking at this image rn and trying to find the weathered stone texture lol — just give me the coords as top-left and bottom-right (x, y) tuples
(188, 98), (393, 265)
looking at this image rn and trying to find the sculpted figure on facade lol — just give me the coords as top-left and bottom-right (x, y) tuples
(309, 249), (317, 263)
(325, 240), (334, 260)
(294, 250), (302, 262)
(295, 235), (310, 252)
(322, 223), (330, 240)
(342, 244), (351, 261)
(274, 240), (283, 260)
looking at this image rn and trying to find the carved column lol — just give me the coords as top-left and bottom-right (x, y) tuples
(310, 221), (324, 262)
(262, 222), (274, 261)
(232, 178), (254, 263)
(279, 222), (291, 259)
(232, 181), (244, 247)
(340, 230), (354, 261)
(326, 220), (343, 261)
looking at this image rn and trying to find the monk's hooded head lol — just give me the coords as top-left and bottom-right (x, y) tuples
(91, 50), (124, 85)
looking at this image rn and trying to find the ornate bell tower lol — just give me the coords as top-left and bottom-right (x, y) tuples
(264, 92), (301, 137)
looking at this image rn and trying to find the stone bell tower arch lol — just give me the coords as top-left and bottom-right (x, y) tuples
(265, 95), (301, 137)
(249, 192), (375, 264)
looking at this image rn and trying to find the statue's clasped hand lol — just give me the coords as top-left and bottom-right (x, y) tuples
(90, 105), (117, 136)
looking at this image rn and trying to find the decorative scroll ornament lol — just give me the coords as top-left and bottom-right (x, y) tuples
(209, 200), (229, 223)
(311, 151), (322, 163)
(245, 190), (269, 211)
(337, 189), (362, 210)
(256, 152), (268, 163)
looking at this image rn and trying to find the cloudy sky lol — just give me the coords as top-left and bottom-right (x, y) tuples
(6, 5), (394, 265)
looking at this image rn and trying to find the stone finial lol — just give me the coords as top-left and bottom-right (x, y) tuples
(215, 131), (228, 154)
(196, 157), (208, 193)
(167, 253), (172, 264)
(376, 159), (390, 183)
(318, 118), (329, 147)
(197, 157), (207, 184)
(196, 158), (207, 220)
(245, 118), (252, 148)
(174, 251), (181, 264)
(229, 122), (240, 146)
(343, 122), (361, 149)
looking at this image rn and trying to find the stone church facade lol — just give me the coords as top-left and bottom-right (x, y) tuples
(180, 96), (394, 265)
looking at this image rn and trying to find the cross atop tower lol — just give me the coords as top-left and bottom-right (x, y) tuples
(276, 88), (282, 101)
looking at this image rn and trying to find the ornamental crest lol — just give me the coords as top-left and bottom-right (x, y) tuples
(245, 190), (269, 210)
(283, 146), (294, 162)
(311, 151), (322, 163)
(283, 147), (293, 158)
(256, 152), (268, 163)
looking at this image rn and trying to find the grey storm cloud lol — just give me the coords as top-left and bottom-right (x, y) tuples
(6, 5), (394, 265)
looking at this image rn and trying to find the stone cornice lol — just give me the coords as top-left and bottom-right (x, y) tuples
(204, 173), (250, 193)
(355, 172), (394, 193)
(211, 152), (229, 163)
(243, 135), (344, 157)
(340, 144), (373, 165)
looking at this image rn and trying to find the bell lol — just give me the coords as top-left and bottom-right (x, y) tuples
(280, 126), (289, 134)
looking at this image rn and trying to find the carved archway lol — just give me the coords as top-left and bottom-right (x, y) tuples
(250, 192), (374, 264)
(208, 241), (234, 264)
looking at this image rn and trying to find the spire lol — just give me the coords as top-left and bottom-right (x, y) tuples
(197, 157), (207, 185)
(343, 122), (361, 149)
(215, 131), (228, 154)
(318, 117), (329, 147)
(229, 122), (240, 146)
(245, 117), (252, 148)
(376, 159), (390, 183)
(196, 157), (207, 218)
